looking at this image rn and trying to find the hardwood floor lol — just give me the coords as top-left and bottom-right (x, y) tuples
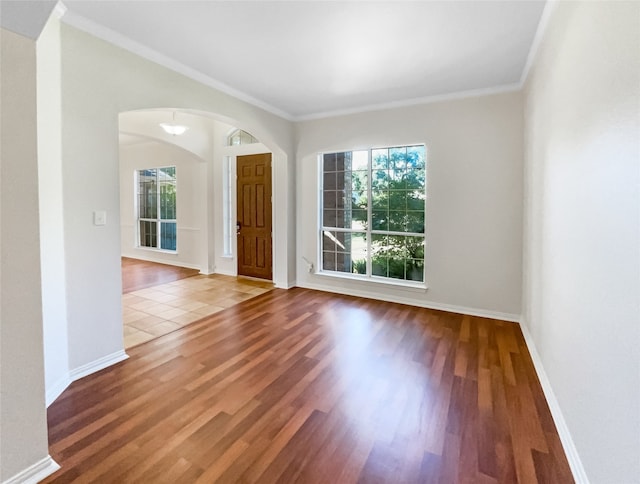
(122, 257), (200, 294)
(44, 288), (573, 483)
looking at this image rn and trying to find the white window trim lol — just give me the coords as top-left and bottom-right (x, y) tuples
(315, 269), (428, 292)
(317, 145), (427, 289)
(135, 245), (178, 255)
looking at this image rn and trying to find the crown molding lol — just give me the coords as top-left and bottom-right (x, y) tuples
(519, 0), (558, 88)
(53, 1), (67, 19)
(56, 2), (294, 122)
(294, 83), (522, 122)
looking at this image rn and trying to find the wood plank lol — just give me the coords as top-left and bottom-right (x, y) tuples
(43, 288), (573, 483)
(121, 257), (199, 293)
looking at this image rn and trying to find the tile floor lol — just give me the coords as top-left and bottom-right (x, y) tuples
(123, 274), (273, 348)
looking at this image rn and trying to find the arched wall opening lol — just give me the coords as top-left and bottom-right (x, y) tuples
(41, 18), (296, 409)
(118, 108), (285, 281)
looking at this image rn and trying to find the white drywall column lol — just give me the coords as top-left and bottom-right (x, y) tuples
(37, 13), (71, 407)
(0, 27), (52, 481)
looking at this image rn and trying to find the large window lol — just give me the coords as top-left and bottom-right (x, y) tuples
(137, 167), (177, 251)
(321, 145), (426, 283)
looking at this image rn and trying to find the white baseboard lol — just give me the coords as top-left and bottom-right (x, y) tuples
(46, 350), (129, 408)
(519, 320), (590, 484)
(276, 280), (297, 289)
(69, 350), (129, 382)
(296, 281), (520, 322)
(45, 373), (73, 407)
(214, 268), (237, 277)
(2, 455), (60, 484)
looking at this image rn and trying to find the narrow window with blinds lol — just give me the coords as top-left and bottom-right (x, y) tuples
(320, 145), (426, 283)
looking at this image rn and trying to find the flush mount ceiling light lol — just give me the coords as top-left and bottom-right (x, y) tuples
(159, 112), (189, 136)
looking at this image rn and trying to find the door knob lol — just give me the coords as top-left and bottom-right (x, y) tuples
(236, 221), (241, 235)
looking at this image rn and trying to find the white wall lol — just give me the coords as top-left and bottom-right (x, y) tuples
(296, 92), (524, 318)
(120, 141), (208, 271)
(0, 27), (53, 481)
(60, 22), (295, 373)
(523, 2), (640, 482)
(37, 13), (71, 407)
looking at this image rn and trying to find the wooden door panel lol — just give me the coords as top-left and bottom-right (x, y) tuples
(256, 185), (265, 227)
(242, 185), (252, 226)
(237, 153), (272, 280)
(256, 238), (266, 268)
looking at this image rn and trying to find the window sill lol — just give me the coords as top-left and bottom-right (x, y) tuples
(136, 246), (178, 255)
(315, 270), (428, 292)
(220, 255), (234, 260)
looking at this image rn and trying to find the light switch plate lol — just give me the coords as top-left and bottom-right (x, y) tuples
(93, 210), (107, 226)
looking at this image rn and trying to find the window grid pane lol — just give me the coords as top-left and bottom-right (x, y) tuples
(160, 222), (177, 251)
(321, 230), (367, 274)
(139, 220), (157, 248)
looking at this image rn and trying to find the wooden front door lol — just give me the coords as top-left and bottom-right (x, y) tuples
(237, 153), (272, 280)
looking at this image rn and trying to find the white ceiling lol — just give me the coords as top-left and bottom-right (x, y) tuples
(0, 0), (56, 39)
(62, 1), (546, 120)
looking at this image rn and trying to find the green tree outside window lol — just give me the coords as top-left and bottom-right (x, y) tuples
(321, 146), (425, 282)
